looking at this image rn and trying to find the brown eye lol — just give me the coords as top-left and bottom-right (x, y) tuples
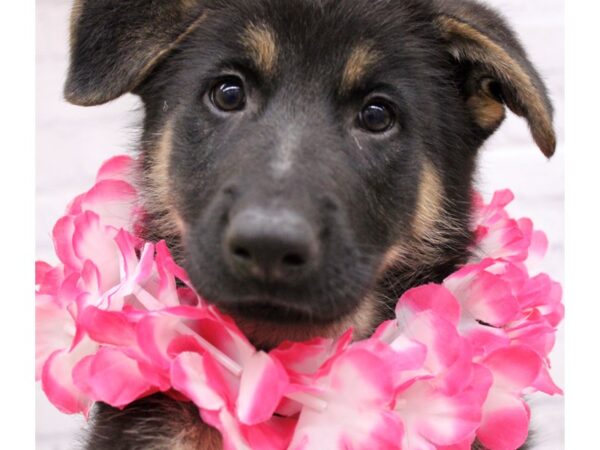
(211, 78), (246, 112)
(359, 102), (395, 133)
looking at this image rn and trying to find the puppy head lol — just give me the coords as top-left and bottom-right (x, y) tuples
(65, 0), (555, 346)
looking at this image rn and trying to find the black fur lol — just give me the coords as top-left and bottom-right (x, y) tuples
(64, 0), (555, 448)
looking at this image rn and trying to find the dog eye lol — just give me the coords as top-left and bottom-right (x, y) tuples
(210, 78), (246, 112)
(359, 101), (395, 133)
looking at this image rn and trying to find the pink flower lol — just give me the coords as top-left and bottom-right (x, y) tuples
(41, 336), (97, 416)
(73, 347), (157, 409)
(380, 285), (476, 395)
(36, 271), (99, 415)
(393, 365), (491, 450)
(270, 331), (353, 381)
(35, 157), (564, 450)
(67, 155), (138, 230)
(172, 350), (291, 450)
(36, 154), (159, 414)
(374, 285), (491, 449)
(288, 346), (404, 450)
(477, 346), (543, 450)
(473, 190), (548, 269)
(36, 261), (61, 293)
(36, 275), (78, 379)
(445, 261), (521, 329)
(514, 274), (564, 330)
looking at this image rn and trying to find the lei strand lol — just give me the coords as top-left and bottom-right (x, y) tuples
(36, 155), (563, 450)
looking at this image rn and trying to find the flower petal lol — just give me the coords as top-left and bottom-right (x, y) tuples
(289, 348), (401, 450)
(74, 348), (155, 408)
(96, 155), (135, 182)
(237, 351), (288, 425)
(80, 179), (138, 230)
(72, 211), (120, 290)
(53, 216), (79, 270)
(41, 337), (97, 415)
(171, 352), (226, 411)
(399, 284), (461, 326)
(78, 306), (137, 347)
(36, 295), (75, 379)
(483, 346), (542, 393)
(395, 365), (491, 448)
(478, 392), (530, 450)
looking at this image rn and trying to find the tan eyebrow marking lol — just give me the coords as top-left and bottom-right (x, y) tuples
(340, 43), (381, 93)
(241, 23), (278, 75)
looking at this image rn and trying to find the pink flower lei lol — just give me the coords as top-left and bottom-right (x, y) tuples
(36, 155), (563, 450)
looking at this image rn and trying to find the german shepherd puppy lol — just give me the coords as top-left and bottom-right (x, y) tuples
(63, 0), (556, 448)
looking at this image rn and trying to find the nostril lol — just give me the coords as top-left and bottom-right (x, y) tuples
(282, 253), (306, 267)
(222, 184), (239, 197)
(233, 246), (252, 260)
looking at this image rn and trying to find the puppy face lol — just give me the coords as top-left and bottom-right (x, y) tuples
(65, 0), (555, 346)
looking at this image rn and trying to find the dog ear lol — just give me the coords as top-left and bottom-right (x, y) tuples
(434, 1), (556, 157)
(64, 0), (206, 106)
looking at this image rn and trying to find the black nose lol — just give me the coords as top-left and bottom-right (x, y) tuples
(224, 207), (319, 283)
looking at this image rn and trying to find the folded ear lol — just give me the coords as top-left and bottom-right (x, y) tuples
(64, 0), (206, 106)
(434, 0), (556, 157)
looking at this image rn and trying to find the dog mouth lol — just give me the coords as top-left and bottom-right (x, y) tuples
(213, 294), (338, 325)
(205, 292), (380, 350)
(223, 302), (358, 350)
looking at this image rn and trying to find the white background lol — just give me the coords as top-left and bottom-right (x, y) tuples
(35, 0), (565, 448)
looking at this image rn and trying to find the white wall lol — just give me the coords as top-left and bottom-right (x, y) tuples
(35, 0), (564, 448)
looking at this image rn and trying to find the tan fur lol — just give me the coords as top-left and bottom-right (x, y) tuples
(413, 160), (443, 238)
(377, 160), (449, 275)
(178, 0), (203, 10)
(436, 15), (556, 157)
(174, 421), (222, 450)
(87, 393), (222, 450)
(67, 7), (208, 106)
(343, 293), (384, 339)
(378, 244), (408, 277)
(143, 121), (186, 241)
(375, 161), (471, 285)
(376, 240), (437, 284)
(340, 43), (381, 93)
(467, 92), (505, 129)
(150, 123), (174, 208)
(127, 12), (209, 101)
(241, 23), (278, 75)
